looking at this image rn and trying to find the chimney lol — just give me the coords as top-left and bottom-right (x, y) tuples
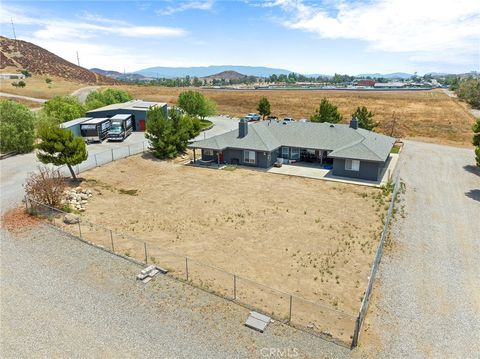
(239, 118), (248, 138)
(350, 116), (358, 130)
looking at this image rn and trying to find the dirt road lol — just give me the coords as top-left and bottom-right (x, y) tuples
(361, 140), (480, 357)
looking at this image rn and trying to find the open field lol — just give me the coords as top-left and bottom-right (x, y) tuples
(109, 85), (476, 146)
(63, 155), (389, 326)
(0, 74), (84, 99)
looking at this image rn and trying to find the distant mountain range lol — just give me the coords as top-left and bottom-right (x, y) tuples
(357, 72), (413, 79)
(134, 65), (292, 78)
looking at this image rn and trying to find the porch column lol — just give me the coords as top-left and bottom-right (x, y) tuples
(217, 152), (220, 166)
(193, 148), (196, 163)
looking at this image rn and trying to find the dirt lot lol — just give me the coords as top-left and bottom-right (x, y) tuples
(108, 85), (475, 146)
(64, 155), (389, 330)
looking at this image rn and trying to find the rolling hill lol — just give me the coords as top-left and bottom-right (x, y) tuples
(201, 70), (247, 80)
(0, 36), (117, 84)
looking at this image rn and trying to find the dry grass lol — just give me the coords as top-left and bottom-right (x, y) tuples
(0, 73), (84, 99)
(110, 85), (475, 146)
(0, 95), (42, 108)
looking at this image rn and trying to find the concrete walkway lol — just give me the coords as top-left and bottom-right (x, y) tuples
(267, 154), (399, 187)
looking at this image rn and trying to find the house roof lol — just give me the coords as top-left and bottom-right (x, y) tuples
(60, 117), (93, 128)
(86, 100), (167, 113)
(190, 120), (395, 162)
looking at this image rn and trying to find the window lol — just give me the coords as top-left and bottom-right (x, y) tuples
(281, 147), (290, 159)
(291, 147), (300, 160)
(345, 159), (360, 171)
(204, 149), (214, 156)
(244, 150), (256, 164)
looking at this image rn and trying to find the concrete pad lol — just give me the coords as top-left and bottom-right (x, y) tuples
(245, 311), (271, 333)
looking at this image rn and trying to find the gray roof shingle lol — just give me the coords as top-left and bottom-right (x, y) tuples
(190, 120), (395, 162)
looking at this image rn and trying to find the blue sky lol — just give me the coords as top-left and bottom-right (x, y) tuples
(1, 0), (479, 75)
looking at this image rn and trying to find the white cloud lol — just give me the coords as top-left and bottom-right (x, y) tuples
(1, 4), (187, 40)
(157, 0), (215, 16)
(270, 0), (480, 64)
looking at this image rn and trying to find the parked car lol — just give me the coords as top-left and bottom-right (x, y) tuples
(267, 115), (278, 121)
(245, 113), (261, 121)
(283, 117), (295, 122)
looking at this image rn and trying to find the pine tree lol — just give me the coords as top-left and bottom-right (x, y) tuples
(37, 126), (88, 181)
(257, 97), (271, 120)
(310, 98), (342, 123)
(351, 106), (378, 131)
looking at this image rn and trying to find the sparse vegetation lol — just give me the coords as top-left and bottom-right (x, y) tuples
(24, 165), (66, 207)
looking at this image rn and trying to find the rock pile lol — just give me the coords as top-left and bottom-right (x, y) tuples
(62, 187), (93, 212)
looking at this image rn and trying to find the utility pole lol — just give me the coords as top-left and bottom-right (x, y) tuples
(76, 51), (80, 67)
(11, 18), (17, 41)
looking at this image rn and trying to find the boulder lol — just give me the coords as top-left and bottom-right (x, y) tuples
(63, 214), (80, 224)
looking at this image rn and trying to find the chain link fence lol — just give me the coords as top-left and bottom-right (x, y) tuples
(26, 196), (357, 348)
(351, 174), (401, 347)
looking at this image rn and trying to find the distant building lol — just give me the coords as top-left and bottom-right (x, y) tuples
(374, 82), (406, 88)
(356, 79), (376, 87)
(85, 100), (167, 131)
(0, 73), (26, 80)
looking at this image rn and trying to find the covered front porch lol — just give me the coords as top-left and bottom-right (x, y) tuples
(191, 147), (225, 167)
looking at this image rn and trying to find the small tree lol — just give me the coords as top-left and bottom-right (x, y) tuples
(310, 98), (343, 123)
(45, 77), (52, 84)
(11, 81), (26, 88)
(473, 117), (480, 167)
(257, 97), (271, 120)
(37, 126), (88, 181)
(146, 107), (200, 159)
(351, 106), (378, 131)
(43, 96), (85, 122)
(456, 78), (480, 109)
(20, 69), (32, 78)
(24, 166), (66, 207)
(177, 91), (216, 119)
(0, 100), (35, 153)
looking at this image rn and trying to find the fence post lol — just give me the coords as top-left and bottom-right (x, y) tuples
(111, 149), (114, 161)
(142, 141), (145, 152)
(351, 316), (361, 348)
(144, 242), (148, 264)
(288, 295), (293, 323)
(233, 275), (237, 300)
(78, 222), (82, 238)
(24, 195), (28, 213)
(110, 230), (114, 251)
(185, 257), (189, 281)
(128, 145), (131, 156)
(76, 165), (80, 175)
(95, 154), (98, 167)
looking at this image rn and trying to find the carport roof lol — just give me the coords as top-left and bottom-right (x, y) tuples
(190, 120), (395, 162)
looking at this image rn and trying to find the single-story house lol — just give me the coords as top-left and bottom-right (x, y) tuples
(189, 118), (395, 181)
(86, 100), (167, 131)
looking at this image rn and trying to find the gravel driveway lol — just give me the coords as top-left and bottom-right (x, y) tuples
(0, 225), (350, 358)
(359, 140), (480, 357)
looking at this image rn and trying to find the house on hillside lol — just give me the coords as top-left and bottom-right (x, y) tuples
(86, 100), (167, 131)
(189, 118), (395, 182)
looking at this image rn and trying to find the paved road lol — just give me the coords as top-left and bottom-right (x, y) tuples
(0, 92), (47, 103)
(70, 86), (99, 103)
(362, 140), (480, 357)
(193, 115), (238, 141)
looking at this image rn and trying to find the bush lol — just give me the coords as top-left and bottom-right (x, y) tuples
(0, 100), (35, 153)
(43, 96), (85, 122)
(85, 88), (132, 110)
(456, 78), (480, 109)
(11, 81), (26, 88)
(45, 78), (52, 84)
(24, 166), (66, 207)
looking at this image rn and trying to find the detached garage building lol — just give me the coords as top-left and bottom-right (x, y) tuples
(86, 100), (167, 131)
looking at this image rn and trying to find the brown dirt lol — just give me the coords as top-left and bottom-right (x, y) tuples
(64, 155), (389, 315)
(1, 206), (40, 233)
(109, 85), (476, 146)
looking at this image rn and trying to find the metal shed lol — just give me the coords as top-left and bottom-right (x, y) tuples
(85, 100), (168, 131)
(60, 117), (92, 137)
